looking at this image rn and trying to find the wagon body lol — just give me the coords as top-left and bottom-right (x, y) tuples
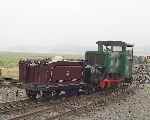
(19, 60), (86, 92)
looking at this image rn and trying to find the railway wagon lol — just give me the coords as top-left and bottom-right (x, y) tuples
(19, 59), (88, 98)
(19, 41), (134, 99)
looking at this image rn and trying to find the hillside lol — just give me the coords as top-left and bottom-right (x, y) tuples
(0, 52), (82, 68)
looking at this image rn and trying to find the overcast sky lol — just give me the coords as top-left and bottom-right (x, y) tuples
(0, 0), (150, 54)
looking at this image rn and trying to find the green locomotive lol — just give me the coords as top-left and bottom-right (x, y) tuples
(85, 41), (134, 89)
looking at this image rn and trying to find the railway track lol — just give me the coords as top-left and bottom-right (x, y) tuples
(0, 99), (33, 114)
(0, 77), (22, 88)
(46, 81), (139, 120)
(6, 81), (139, 120)
(0, 65), (142, 120)
(0, 98), (66, 116)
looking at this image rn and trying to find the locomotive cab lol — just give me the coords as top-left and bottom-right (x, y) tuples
(85, 41), (134, 89)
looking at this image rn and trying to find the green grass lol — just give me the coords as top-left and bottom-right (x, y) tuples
(0, 52), (83, 68)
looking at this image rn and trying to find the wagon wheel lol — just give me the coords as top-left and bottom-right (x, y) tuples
(41, 91), (52, 100)
(50, 90), (61, 99)
(26, 90), (37, 99)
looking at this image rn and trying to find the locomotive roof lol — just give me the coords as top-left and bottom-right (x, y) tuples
(96, 41), (133, 47)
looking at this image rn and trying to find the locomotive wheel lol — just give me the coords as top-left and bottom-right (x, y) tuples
(84, 86), (94, 95)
